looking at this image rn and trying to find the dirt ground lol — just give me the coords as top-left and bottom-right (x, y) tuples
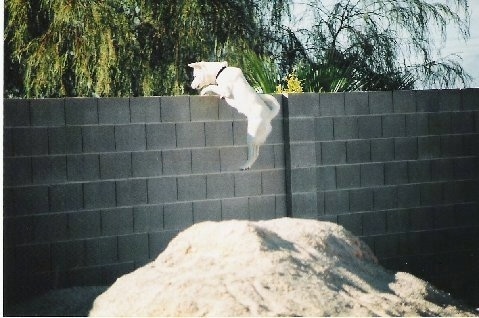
(86, 218), (475, 316)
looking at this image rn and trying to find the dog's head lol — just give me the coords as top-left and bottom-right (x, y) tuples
(188, 61), (228, 89)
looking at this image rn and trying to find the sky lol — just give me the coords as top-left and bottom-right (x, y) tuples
(290, 0), (479, 88)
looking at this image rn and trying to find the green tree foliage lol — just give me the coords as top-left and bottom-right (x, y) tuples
(4, 0), (472, 97)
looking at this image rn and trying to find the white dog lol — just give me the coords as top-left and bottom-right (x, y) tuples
(188, 61), (280, 170)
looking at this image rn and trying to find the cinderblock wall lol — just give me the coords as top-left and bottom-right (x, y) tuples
(3, 89), (479, 306)
(3, 95), (286, 303)
(284, 90), (479, 305)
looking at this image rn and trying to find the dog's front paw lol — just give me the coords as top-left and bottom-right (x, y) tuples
(240, 164), (251, 171)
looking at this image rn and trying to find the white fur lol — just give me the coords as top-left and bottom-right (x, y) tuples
(188, 61), (280, 170)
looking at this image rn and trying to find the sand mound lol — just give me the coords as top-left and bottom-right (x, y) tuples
(90, 218), (473, 316)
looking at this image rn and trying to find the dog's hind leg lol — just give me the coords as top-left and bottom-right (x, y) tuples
(240, 136), (260, 170)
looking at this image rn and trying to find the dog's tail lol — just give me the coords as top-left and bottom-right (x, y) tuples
(260, 94), (281, 120)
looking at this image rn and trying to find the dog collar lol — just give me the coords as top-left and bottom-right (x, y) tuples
(216, 66), (227, 80)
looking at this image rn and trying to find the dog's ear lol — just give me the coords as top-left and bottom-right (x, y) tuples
(221, 61), (228, 67)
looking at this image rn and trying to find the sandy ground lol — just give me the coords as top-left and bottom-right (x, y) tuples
(88, 218), (474, 316)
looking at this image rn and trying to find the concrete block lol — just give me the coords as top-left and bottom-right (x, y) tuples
(345, 91), (369, 115)
(268, 119), (284, 144)
(418, 136), (441, 159)
(191, 148), (220, 173)
(360, 163), (384, 187)
(249, 196), (276, 220)
(84, 181), (116, 209)
(235, 171), (262, 197)
(291, 192), (318, 219)
(433, 205), (455, 228)
(358, 116), (382, 139)
(373, 187), (397, 210)
(386, 209), (409, 233)
(324, 190), (349, 215)
(394, 137), (418, 160)
(130, 97), (161, 123)
(408, 160), (431, 183)
(321, 141), (346, 164)
(101, 208), (134, 235)
(454, 157), (478, 180)
(349, 188), (373, 212)
(451, 112), (475, 134)
(49, 184), (83, 212)
(4, 99), (30, 126)
(319, 92), (345, 116)
(51, 240), (87, 271)
(261, 170), (285, 195)
(346, 140), (371, 163)
(102, 263), (135, 285)
(464, 134), (479, 156)
(371, 138), (394, 162)
(193, 200), (222, 222)
(98, 98), (130, 124)
(385, 161), (408, 185)
(317, 166), (336, 191)
(116, 179), (147, 206)
(10, 186), (49, 215)
(336, 164), (360, 189)
(118, 233), (149, 262)
(67, 154), (100, 181)
(431, 159), (454, 181)
(439, 90), (461, 111)
(289, 118), (315, 141)
(147, 177), (177, 204)
(49, 127), (82, 154)
(65, 98), (98, 125)
(334, 117), (358, 140)
(315, 142), (322, 164)
(315, 117), (334, 141)
(428, 113), (451, 135)
(163, 202), (193, 230)
(205, 121), (234, 146)
(416, 90), (440, 112)
(176, 122), (205, 148)
(221, 197), (249, 220)
(362, 211), (386, 235)
(462, 88), (479, 110)
(274, 144), (286, 168)
(31, 156), (67, 184)
(132, 151), (162, 177)
(392, 90), (416, 113)
(233, 120), (247, 145)
(100, 152), (132, 179)
(207, 173), (235, 199)
(218, 98), (235, 120)
(134, 205), (164, 232)
(82, 126), (115, 153)
(382, 114), (406, 137)
(146, 123), (176, 150)
(85, 236), (118, 266)
(409, 207), (434, 231)
(397, 184), (420, 208)
(405, 113), (428, 136)
(369, 91), (393, 114)
(162, 149), (192, 175)
(3, 129), (13, 156)
(161, 96), (190, 122)
(68, 210), (101, 239)
(149, 230), (179, 258)
(15, 243), (51, 274)
(115, 124), (146, 151)
(12, 128), (49, 156)
(290, 142), (316, 168)
(4, 157), (32, 186)
(30, 99), (65, 126)
(291, 167), (316, 192)
(177, 175), (206, 201)
(440, 135), (464, 157)
(190, 95), (219, 121)
(251, 144), (275, 170)
(338, 213), (362, 236)
(287, 93), (319, 117)
(276, 194), (288, 217)
(32, 213), (68, 242)
(442, 181), (466, 204)
(220, 147), (247, 171)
